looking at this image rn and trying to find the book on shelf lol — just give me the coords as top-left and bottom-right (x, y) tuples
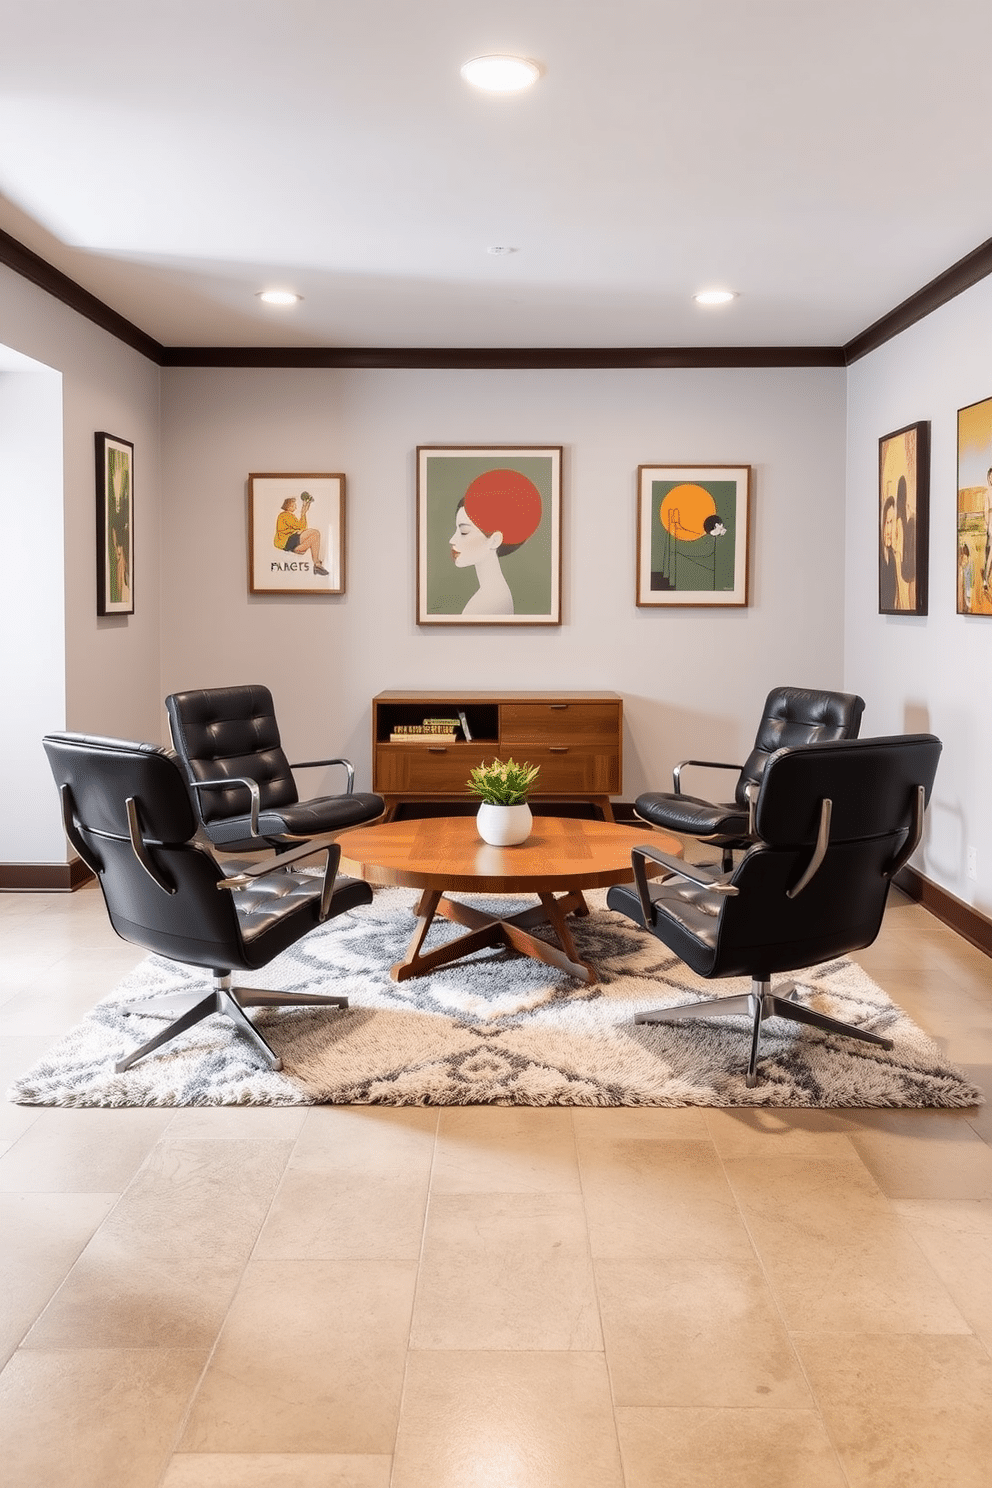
(391, 722), (459, 735)
(390, 730), (458, 743)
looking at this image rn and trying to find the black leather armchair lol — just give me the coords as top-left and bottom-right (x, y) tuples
(165, 683), (384, 853)
(635, 686), (866, 869)
(607, 733), (942, 1086)
(43, 732), (373, 1073)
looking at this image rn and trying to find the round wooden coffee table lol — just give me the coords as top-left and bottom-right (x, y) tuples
(337, 815), (681, 984)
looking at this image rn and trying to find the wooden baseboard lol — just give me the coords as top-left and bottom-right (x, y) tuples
(893, 867), (992, 958)
(0, 858), (94, 893)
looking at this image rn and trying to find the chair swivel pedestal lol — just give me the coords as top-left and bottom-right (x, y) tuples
(635, 980), (892, 1089)
(114, 974), (350, 1074)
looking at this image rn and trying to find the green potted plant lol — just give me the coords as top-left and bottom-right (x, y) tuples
(466, 758), (540, 845)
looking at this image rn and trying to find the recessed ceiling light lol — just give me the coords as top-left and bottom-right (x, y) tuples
(460, 55), (541, 92)
(693, 289), (737, 306)
(257, 290), (302, 306)
(487, 245), (517, 255)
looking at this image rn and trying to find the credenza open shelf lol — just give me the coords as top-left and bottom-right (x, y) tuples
(372, 690), (622, 821)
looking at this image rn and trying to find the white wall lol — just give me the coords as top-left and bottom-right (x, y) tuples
(0, 264), (162, 867)
(0, 355), (65, 862)
(160, 364), (848, 800)
(846, 273), (992, 911)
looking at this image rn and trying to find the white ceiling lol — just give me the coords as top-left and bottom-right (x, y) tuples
(2, 0), (990, 350)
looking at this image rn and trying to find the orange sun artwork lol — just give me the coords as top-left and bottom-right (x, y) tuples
(659, 483), (718, 541)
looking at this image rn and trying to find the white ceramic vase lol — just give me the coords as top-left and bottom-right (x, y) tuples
(476, 801), (533, 847)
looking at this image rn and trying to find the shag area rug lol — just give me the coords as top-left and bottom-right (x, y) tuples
(8, 889), (983, 1109)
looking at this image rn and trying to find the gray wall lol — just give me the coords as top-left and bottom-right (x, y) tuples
(846, 272), (992, 911)
(0, 263), (162, 864)
(159, 363), (848, 801)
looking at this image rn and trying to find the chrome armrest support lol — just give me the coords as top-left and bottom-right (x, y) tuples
(219, 837), (343, 922)
(744, 780), (759, 837)
(58, 784), (103, 876)
(125, 796), (177, 895)
(672, 758), (744, 794)
(631, 842), (739, 928)
(787, 797), (832, 899)
(190, 775), (262, 839)
(885, 785), (927, 879)
(291, 757), (356, 794)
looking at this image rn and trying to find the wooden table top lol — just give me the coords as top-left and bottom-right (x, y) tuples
(337, 814), (681, 894)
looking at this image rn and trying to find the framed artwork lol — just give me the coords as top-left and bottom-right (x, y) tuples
(878, 420), (930, 616)
(417, 445), (562, 625)
(636, 464), (750, 607)
(248, 473), (345, 595)
(956, 396), (992, 616)
(95, 432), (134, 615)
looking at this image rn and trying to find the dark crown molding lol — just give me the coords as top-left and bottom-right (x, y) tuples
(3, 225), (992, 369)
(843, 236), (992, 363)
(159, 344), (845, 369)
(0, 229), (163, 363)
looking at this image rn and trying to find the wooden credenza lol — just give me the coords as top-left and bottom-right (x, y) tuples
(372, 690), (622, 821)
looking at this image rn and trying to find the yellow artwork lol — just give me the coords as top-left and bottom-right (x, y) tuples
(957, 397), (992, 616)
(878, 422), (929, 616)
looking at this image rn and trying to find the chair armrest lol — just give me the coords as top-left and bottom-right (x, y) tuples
(219, 838), (343, 922)
(884, 785), (926, 880)
(744, 780), (759, 837)
(631, 842), (739, 929)
(672, 759), (744, 794)
(290, 758), (356, 794)
(190, 776), (262, 839)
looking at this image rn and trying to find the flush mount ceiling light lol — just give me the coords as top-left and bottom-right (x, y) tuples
(460, 55), (541, 92)
(257, 290), (302, 306)
(693, 289), (737, 306)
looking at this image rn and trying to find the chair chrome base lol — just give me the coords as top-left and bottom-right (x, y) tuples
(635, 977), (894, 1087)
(115, 972), (349, 1073)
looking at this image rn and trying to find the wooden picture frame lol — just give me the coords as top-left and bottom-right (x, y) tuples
(248, 473), (345, 595)
(879, 421), (930, 616)
(95, 432), (134, 616)
(636, 464), (751, 606)
(956, 397), (992, 616)
(417, 445), (562, 625)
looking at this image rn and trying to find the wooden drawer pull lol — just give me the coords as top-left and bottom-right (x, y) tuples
(549, 704), (569, 710)
(549, 746), (569, 753)
(428, 746), (448, 753)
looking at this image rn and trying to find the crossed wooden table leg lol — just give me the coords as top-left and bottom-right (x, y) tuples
(392, 886), (597, 984)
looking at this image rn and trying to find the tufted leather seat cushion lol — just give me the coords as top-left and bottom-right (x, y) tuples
(635, 793), (747, 837)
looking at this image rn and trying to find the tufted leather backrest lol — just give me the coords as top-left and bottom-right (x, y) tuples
(43, 732), (247, 967)
(735, 686), (865, 806)
(165, 684), (299, 822)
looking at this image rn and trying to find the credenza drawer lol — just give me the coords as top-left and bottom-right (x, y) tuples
(501, 701), (620, 745)
(374, 745), (493, 794)
(501, 744), (620, 795)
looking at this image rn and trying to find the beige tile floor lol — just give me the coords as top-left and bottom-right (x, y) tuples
(0, 880), (991, 1488)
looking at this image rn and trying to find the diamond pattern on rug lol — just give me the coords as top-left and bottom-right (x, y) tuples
(7, 889), (984, 1109)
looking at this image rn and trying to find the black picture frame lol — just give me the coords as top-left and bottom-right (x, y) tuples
(878, 421), (929, 616)
(95, 431), (134, 616)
